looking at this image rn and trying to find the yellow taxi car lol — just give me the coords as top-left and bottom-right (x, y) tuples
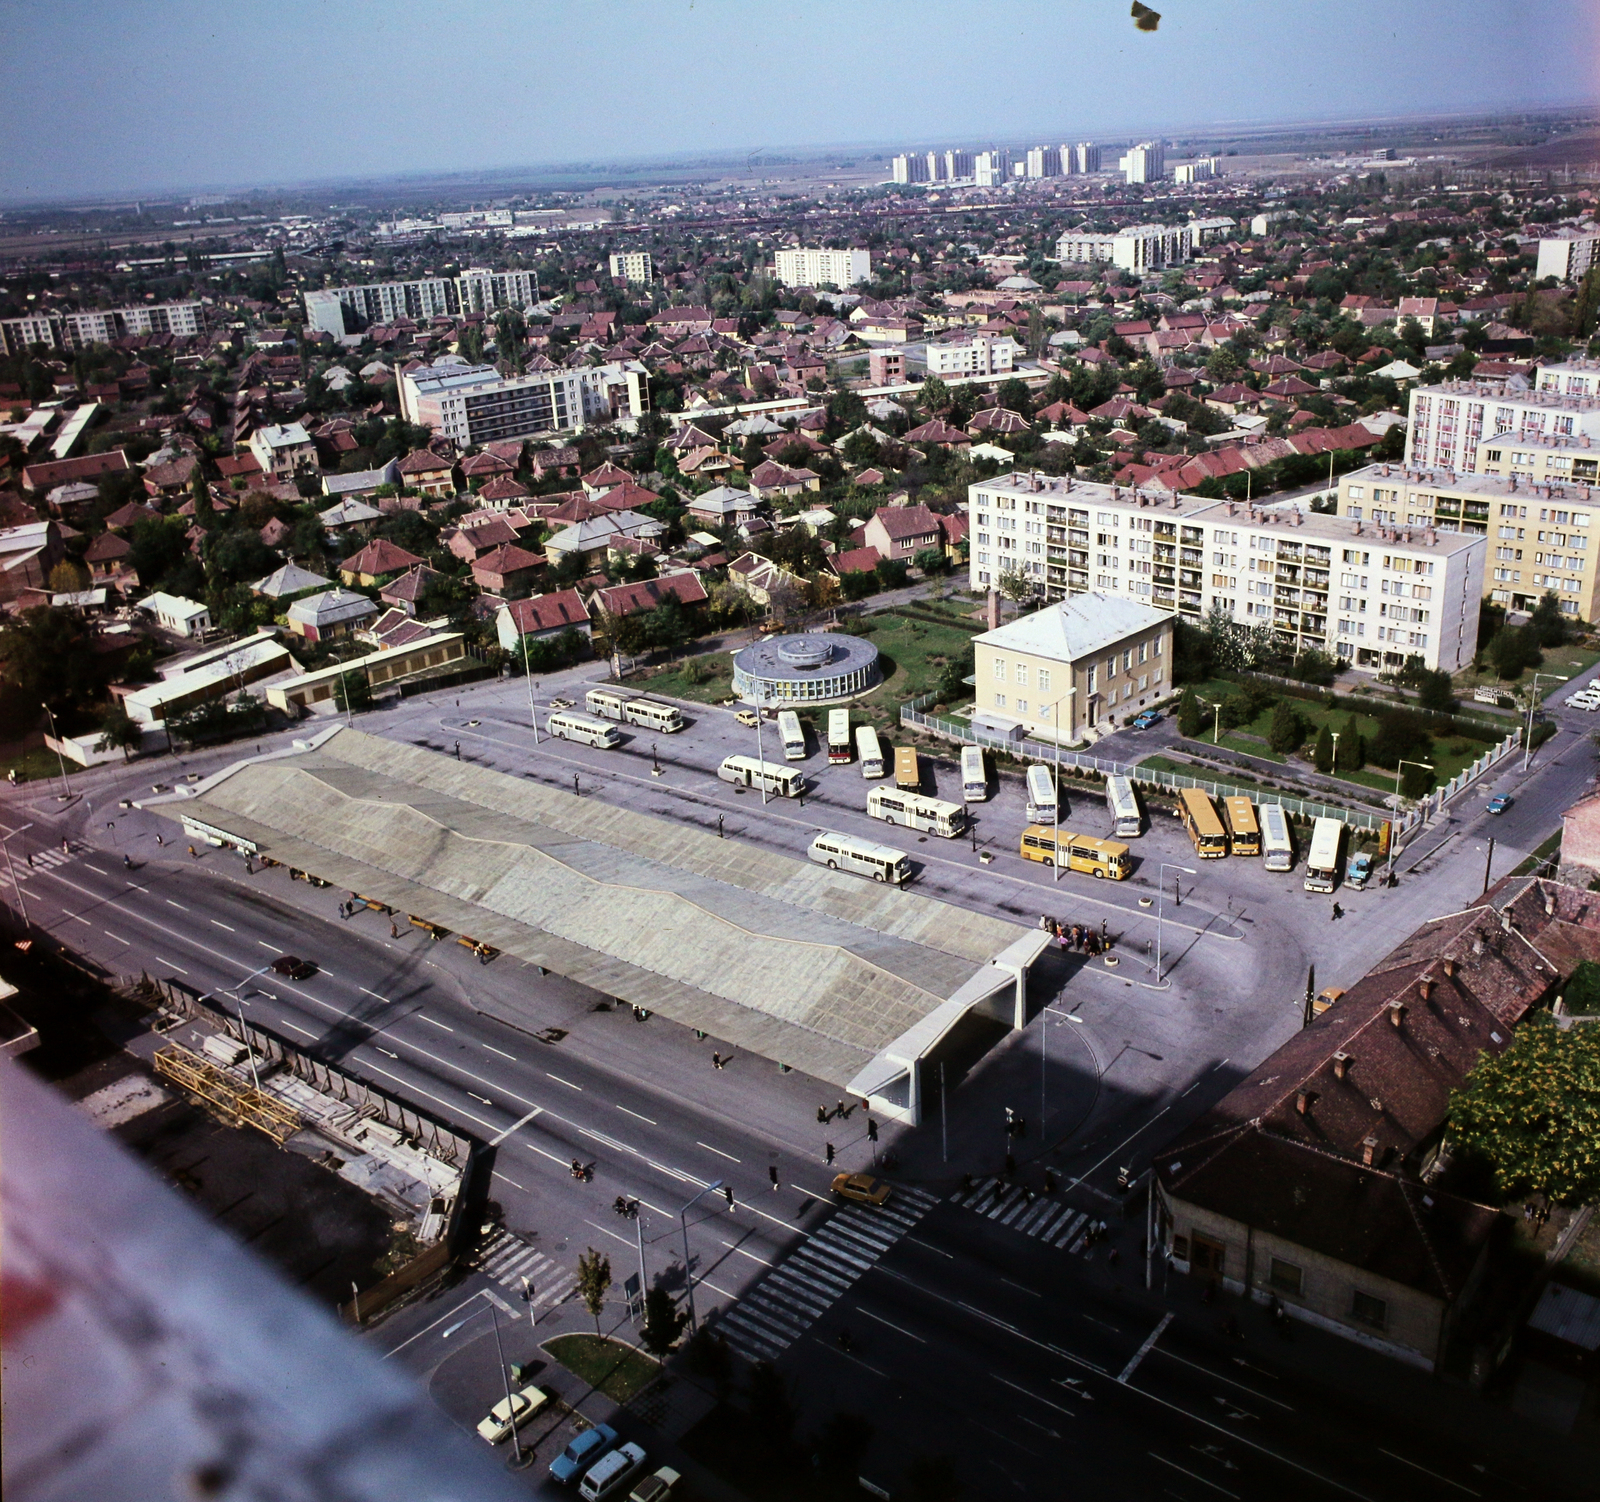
(831, 1172), (892, 1206)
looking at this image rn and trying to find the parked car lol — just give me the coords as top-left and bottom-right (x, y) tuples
(1564, 690), (1600, 709)
(1130, 710), (1162, 730)
(628, 1468), (681, 1502)
(1345, 852), (1374, 890)
(270, 955), (316, 980)
(831, 1171), (892, 1206)
(1312, 986), (1346, 1016)
(735, 709), (760, 727)
(550, 1424), (619, 1485)
(1487, 794), (1514, 815)
(476, 1384), (550, 1445)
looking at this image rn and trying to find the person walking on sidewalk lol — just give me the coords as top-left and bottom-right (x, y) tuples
(825, 1143), (835, 1166)
(768, 1165), (779, 1191)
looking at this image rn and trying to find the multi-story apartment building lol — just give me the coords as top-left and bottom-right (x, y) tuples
(1404, 362), (1600, 475)
(969, 471), (1483, 675)
(303, 270), (538, 337)
(607, 251), (653, 285)
(1, 301), (205, 355)
(943, 149), (975, 180)
(974, 150), (1010, 187)
(1536, 230), (1600, 284)
(1120, 141), (1164, 184)
(1337, 462), (1597, 619)
(773, 247), (871, 289)
(399, 360), (649, 446)
(1024, 146), (1062, 179)
(891, 154), (930, 184)
(1173, 157), (1218, 184)
(1072, 142), (1102, 174)
(925, 333), (1021, 378)
(1054, 222), (1193, 273)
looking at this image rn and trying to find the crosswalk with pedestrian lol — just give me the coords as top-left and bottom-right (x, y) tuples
(0, 838), (83, 889)
(473, 1228), (578, 1311)
(715, 1184), (939, 1365)
(947, 1177), (1100, 1253)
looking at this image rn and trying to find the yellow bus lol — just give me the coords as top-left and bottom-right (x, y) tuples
(1178, 787), (1229, 859)
(1223, 795), (1261, 857)
(894, 745), (920, 792)
(1019, 826), (1131, 880)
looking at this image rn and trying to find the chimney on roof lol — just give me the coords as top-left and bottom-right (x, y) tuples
(1333, 1051), (1352, 1080)
(986, 588), (1000, 631)
(1418, 977), (1433, 1003)
(1390, 1001), (1408, 1028)
(1545, 891), (1555, 917)
(1296, 1088), (1315, 1116)
(1443, 956), (1457, 979)
(1361, 1135), (1379, 1167)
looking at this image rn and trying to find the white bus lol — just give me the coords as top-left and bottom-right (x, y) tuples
(808, 831), (912, 885)
(866, 786), (966, 838)
(1026, 764), (1058, 824)
(621, 696), (684, 733)
(718, 755), (804, 798)
(1105, 774), (1141, 839)
(961, 745), (988, 803)
(1260, 802), (1294, 871)
(777, 709), (807, 761)
(547, 711), (622, 748)
(584, 687), (629, 720)
(856, 725), (885, 779)
(1304, 816), (1344, 894)
(828, 709), (853, 764)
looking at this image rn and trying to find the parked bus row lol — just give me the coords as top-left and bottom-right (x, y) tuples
(583, 689), (685, 733)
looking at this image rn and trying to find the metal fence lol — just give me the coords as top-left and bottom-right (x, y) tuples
(899, 691), (1524, 838)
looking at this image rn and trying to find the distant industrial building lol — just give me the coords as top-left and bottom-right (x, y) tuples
(773, 247), (871, 289)
(607, 250), (653, 285)
(1, 301), (204, 355)
(302, 269), (538, 337)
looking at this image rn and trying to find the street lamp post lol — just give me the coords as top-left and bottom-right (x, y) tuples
(199, 964), (273, 1094)
(1198, 696), (1222, 745)
(39, 703), (71, 798)
(1385, 758), (1435, 885)
(443, 1300), (523, 1467)
(1155, 863), (1196, 984)
(1044, 688), (1077, 884)
(1329, 731), (1340, 776)
(520, 629), (541, 744)
(1522, 672), (1568, 772)
(0, 821), (34, 933)
(754, 699), (770, 805)
(677, 1179), (725, 1333)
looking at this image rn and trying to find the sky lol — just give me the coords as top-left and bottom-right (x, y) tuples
(1, 0), (1597, 203)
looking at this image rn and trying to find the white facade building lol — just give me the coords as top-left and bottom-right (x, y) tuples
(1404, 363), (1600, 475)
(607, 251), (654, 285)
(1173, 158), (1218, 184)
(1536, 230), (1600, 285)
(400, 360), (649, 445)
(968, 470), (1483, 675)
(1120, 142), (1164, 184)
(974, 150), (1011, 187)
(924, 333), (1022, 378)
(1054, 222), (1193, 273)
(891, 154), (930, 184)
(303, 270), (537, 337)
(773, 247), (871, 289)
(247, 422), (316, 479)
(1025, 146), (1062, 179)
(1072, 143), (1102, 174)
(1, 302), (204, 356)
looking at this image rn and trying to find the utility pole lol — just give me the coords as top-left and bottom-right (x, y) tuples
(1303, 962), (1315, 1029)
(1482, 836), (1495, 896)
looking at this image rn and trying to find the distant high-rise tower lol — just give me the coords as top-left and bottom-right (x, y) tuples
(1121, 141), (1165, 184)
(892, 153), (930, 184)
(974, 149), (1010, 187)
(1025, 146), (1062, 179)
(944, 149), (975, 180)
(1073, 142), (1102, 174)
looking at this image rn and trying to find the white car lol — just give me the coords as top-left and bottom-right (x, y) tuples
(1569, 693), (1600, 712)
(476, 1384), (551, 1444)
(628, 1468), (681, 1502)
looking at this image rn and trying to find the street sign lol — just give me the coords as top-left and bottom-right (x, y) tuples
(624, 1272), (643, 1320)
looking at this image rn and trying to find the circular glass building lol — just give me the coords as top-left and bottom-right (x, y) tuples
(731, 632), (881, 704)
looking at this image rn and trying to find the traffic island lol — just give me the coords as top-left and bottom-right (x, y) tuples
(542, 1334), (661, 1405)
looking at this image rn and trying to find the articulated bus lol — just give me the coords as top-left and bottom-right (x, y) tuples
(866, 786), (965, 838)
(961, 745), (988, 803)
(827, 710), (853, 764)
(547, 711), (622, 748)
(1304, 816), (1344, 894)
(1105, 774), (1142, 838)
(1026, 764), (1058, 824)
(894, 746), (920, 792)
(1223, 796), (1261, 856)
(1178, 787), (1229, 859)
(856, 725), (885, 779)
(808, 830), (911, 885)
(1019, 826), (1131, 880)
(777, 709), (807, 761)
(1260, 802), (1295, 871)
(718, 755), (804, 797)
(583, 689), (684, 732)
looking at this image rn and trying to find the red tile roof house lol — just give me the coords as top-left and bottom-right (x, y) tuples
(339, 538), (426, 586)
(531, 446), (582, 480)
(495, 589), (593, 651)
(447, 515), (523, 563)
(470, 543), (546, 597)
(902, 418), (971, 450)
(747, 460), (820, 502)
(864, 503), (942, 561)
(21, 449), (130, 494)
(380, 564), (442, 618)
(397, 449), (456, 497)
(587, 571), (709, 621)
(828, 545), (884, 578)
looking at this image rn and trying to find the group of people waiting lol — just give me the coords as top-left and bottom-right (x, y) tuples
(1041, 915), (1108, 956)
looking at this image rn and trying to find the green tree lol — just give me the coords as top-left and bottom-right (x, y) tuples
(1448, 1012), (1600, 1203)
(1416, 669), (1457, 713)
(1400, 761), (1436, 798)
(1529, 590), (1568, 648)
(576, 1247), (612, 1336)
(994, 563), (1033, 604)
(994, 377), (1033, 418)
(917, 375), (951, 416)
(640, 1286), (688, 1358)
(47, 558), (90, 594)
(643, 599), (690, 654)
(1313, 722), (1335, 774)
(1366, 708), (1432, 770)
(840, 429), (882, 469)
(332, 666), (373, 714)
(95, 704), (144, 762)
(1176, 687), (1202, 738)
(913, 545), (948, 576)
(0, 605), (109, 714)
(1335, 713), (1365, 771)
(1267, 698), (1303, 754)
(128, 515), (191, 588)
(1489, 625), (1542, 681)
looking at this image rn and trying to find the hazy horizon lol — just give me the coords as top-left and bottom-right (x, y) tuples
(2, 0), (1597, 204)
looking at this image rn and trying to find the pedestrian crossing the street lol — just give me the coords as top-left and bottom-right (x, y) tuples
(473, 1228), (578, 1311)
(948, 1177), (1100, 1253)
(0, 839), (84, 889)
(715, 1184), (939, 1366)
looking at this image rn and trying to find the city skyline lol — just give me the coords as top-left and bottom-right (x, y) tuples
(1, 0), (1596, 202)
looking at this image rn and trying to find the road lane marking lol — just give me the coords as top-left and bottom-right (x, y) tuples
(583, 1218), (639, 1250)
(793, 1184), (831, 1203)
(257, 940), (278, 951)
(815, 1337), (887, 1379)
(282, 1021), (316, 1038)
(858, 1306), (927, 1344)
(1119, 1312), (1173, 1383)
(489, 1107), (544, 1146)
(361, 1060), (498, 1134)
(1000, 1276), (1042, 1297)
(166, 899), (188, 910)
(156, 958), (188, 974)
(86, 865), (107, 875)
(104, 931), (130, 944)
(1148, 1453), (1238, 1498)
(492, 1170), (527, 1192)
(907, 1236), (953, 1259)
(697, 1141), (741, 1162)
(375, 1047), (399, 1059)
(720, 1240), (773, 1267)
(360, 987), (394, 1003)
(210, 919), (235, 931)
(616, 1105), (656, 1124)
(1377, 1450), (1480, 1497)
(71, 914), (90, 925)
(1149, 1348), (1294, 1410)
(418, 1015), (454, 1031)
(546, 1072), (583, 1090)
(483, 1044), (517, 1060)
(467, 1092), (492, 1105)
(993, 1373), (1078, 1417)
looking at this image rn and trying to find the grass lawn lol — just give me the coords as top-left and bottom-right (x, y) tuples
(1453, 642), (1600, 702)
(1135, 754), (1384, 834)
(631, 652), (741, 707)
(0, 746), (71, 784)
(541, 1334), (660, 1404)
(1177, 677), (1500, 791)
